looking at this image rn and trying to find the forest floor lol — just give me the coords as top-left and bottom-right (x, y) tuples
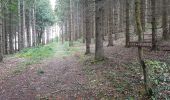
(0, 39), (170, 100)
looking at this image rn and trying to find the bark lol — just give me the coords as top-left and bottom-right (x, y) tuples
(141, 0), (146, 32)
(26, 9), (31, 47)
(162, 0), (169, 40)
(32, 0), (36, 46)
(85, 0), (91, 54)
(114, 0), (119, 40)
(61, 25), (64, 44)
(9, 0), (14, 54)
(151, 0), (157, 50)
(125, 0), (130, 47)
(82, 0), (86, 43)
(0, 2), (3, 62)
(2, 4), (6, 54)
(95, 0), (104, 60)
(135, 0), (149, 95)
(119, 0), (124, 32)
(4, 8), (8, 54)
(21, 0), (26, 48)
(69, 0), (73, 46)
(65, 20), (68, 41)
(107, 0), (114, 46)
(18, 0), (25, 50)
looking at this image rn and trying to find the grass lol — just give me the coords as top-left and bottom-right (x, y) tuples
(16, 41), (80, 60)
(12, 41), (81, 75)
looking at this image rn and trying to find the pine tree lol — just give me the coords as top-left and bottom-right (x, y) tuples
(95, 0), (104, 60)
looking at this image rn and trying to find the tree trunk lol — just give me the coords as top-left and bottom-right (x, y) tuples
(85, 0), (91, 54)
(8, 0), (14, 54)
(32, 0), (36, 46)
(114, 0), (119, 40)
(125, 0), (130, 47)
(82, 0), (86, 43)
(135, 0), (149, 95)
(162, 0), (169, 40)
(61, 25), (64, 44)
(69, 0), (73, 46)
(141, 0), (146, 32)
(107, 0), (114, 46)
(26, 9), (31, 47)
(0, 2), (3, 62)
(95, 0), (104, 60)
(18, 0), (26, 50)
(151, 0), (157, 50)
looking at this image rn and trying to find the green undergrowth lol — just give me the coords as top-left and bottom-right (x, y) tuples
(145, 60), (170, 99)
(81, 54), (170, 99)
(16, 41), (80, 60)
(13, 41), (81, 75)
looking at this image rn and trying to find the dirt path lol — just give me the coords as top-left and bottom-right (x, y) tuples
(0, 53), (91, 99)
(0, 44), (138, 100)
(0, 43), (170, 100)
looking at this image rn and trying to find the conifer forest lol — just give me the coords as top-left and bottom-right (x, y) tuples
(0, 0), (170, 99)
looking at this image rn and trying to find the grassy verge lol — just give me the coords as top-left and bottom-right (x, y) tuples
(13, 41), (81, 75)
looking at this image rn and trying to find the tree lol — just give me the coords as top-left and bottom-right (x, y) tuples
(0, 1), (3, 62)
(141, 0), (146, 32)
(85, 0), (91, 54)
(20, 0), (26, 49)
(107, 0), (114, 46)
(8, 0), (14, 54)
(135, 0), (150, 95)
(25, 0), (33, 47)
(36, 0), (56, 45)
(69, 0), (73, 46)
(162, 0), (169, 40)
(95, 0), (104, 60)
(125, 0), (130, 47)
(32, 0), (36, 46)
(151, 0), (157, 50)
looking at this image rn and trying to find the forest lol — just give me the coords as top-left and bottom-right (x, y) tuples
(0, 0), (170, 99)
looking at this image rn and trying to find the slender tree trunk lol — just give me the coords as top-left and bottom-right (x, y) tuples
(151, 0), (157, 50)
(119, 0), (124, 32)
(125, 0), (130, 47)
(114, 0), (119, 40)
(18, 0), (25, 50)
(141, 0), (146, 32)
(162, 0), (169, 40)
(4, 9), (8, 54)
(2, 4), (6, 54)
(21, 0), (26, 48)
(95, 0), (104, 60)
(64, 20), (68, 41)
(61, 25), (64, 44)
(32, 0), (36, 46)
(82, 0), (86, 43)
(26, 9), (31, 47)
(135, 0), (143, 60)
(135, 0), (149, 95)
(9, 0), (14, 54)
(85, 0), (91, 54)
(69, 0), (73, 46)
(0, 2), (3, 62)
(107, 0), (114, 46)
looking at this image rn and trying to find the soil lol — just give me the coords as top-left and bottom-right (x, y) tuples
(0, 41), (170, 100)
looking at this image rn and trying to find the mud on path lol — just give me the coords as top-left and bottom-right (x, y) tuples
(0, 43), (170, 100)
